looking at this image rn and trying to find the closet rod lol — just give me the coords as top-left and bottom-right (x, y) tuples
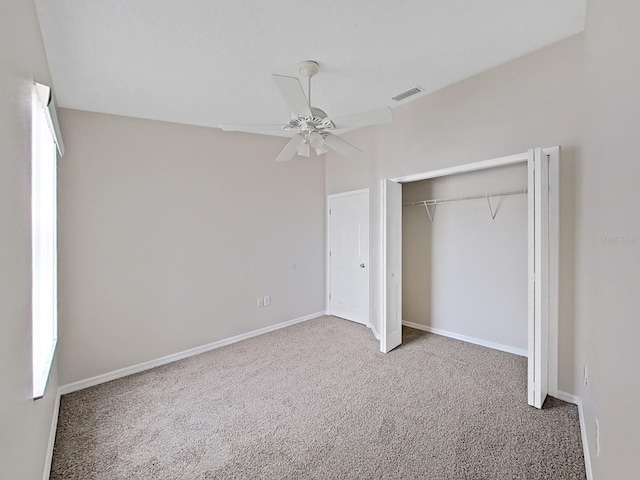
(402, 189), (527, 207)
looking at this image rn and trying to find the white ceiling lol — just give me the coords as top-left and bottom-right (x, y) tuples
(34, 0), (587, 129)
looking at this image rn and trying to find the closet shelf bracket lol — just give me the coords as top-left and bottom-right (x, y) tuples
(424, 203), (436, 223)
(487, 195), (499, 220)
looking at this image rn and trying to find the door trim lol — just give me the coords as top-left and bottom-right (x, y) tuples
(380, 147), (560, 399)
(326, 188), (370, 326)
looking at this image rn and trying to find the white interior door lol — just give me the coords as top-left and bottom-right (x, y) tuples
(528, 148), (550, 409)
(329, 190), (369, 325)
(381, 179), (402, 353)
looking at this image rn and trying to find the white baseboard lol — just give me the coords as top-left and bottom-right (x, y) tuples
(42, 389), (61, 480)
(554, 390), (578, 404)
(402, 321), (527, 357)
(59, 311), (324, 395)
(555, 390), (593, 480)
(369, 322), (381, 340)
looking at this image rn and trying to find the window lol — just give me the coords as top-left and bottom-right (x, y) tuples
(31, 83), (59, 399)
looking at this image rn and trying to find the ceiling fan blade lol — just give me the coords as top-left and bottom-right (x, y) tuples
(219, 123), (294, 138)
(331, 107), (394, 131)
(276, 134), (305, 162)
(323, 133), (362, 160)
(273, 74), (312, 117)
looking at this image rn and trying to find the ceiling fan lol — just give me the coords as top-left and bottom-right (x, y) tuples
(219, 61), (393, 162)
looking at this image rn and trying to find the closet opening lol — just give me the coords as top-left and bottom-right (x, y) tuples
(379, 148), (559, 408)
(402, 163), (529, 358)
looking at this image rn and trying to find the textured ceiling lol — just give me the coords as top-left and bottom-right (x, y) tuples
(34, 0), (587, 129)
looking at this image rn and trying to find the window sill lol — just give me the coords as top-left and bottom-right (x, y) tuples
(33, 338), (57, 400)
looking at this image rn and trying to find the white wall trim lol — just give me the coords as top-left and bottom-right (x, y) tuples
(553, 390), (578, 404)
(327, 188), (370, 199)
(369, 322), (381, 340)
(60, 311), (324, 395)
(402, 321), (527, 357)
(325, 195), (332, 316)
(555, 391), (593, 480)
(42, 389), (61, 480)
(391, 151), (529, 183)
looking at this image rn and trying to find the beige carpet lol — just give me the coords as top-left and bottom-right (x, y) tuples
(51, 316), (586, 479)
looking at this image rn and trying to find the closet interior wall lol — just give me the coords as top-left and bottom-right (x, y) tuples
(402, 163), (528, 352)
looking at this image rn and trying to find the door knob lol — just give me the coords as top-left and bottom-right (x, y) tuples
(360, 263), (365, 268)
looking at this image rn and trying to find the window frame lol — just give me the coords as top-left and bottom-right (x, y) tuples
(31, 82), (60, 400)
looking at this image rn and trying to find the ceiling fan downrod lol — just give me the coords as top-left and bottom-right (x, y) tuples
(298, 61), (319, 107)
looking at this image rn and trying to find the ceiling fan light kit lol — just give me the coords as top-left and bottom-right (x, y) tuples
(220, 61), (394, 162)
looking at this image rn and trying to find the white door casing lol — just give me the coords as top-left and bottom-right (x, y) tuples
(328, 190), (369, 325)
(380, 179), (402, 353)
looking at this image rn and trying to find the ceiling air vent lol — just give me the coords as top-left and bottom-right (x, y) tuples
(392, 86), (424, 102)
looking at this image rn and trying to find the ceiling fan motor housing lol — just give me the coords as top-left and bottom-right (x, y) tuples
(290, 107), (334, 142)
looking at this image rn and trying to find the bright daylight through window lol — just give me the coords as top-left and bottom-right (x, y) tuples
(31, 83), (58, 399)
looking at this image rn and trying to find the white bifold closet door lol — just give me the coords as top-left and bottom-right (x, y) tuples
(381, 179), (402, 353)
(528, 148), (550, 409)
(379, 148), (556, 408)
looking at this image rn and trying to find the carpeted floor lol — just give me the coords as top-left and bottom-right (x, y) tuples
(51, 316), (586, 479)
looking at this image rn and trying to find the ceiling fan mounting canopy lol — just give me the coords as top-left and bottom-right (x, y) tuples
(298, 60), (319, 78)
(219, 60), (394, 162)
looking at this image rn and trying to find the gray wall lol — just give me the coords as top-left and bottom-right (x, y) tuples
(327, 33), (582, 391)
(402, 164), (528, 351)
(578, 1), (640, 477)
(0, 0), (61, 478)
(56, 109), (327, 385)
(327, 3), (640, 473)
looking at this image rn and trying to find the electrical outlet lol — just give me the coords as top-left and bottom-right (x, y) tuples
(257, 297), (264, 308)
(264, 296), (271, 306)
(596, 419), (600, 456)
(584, 366), (588, 386)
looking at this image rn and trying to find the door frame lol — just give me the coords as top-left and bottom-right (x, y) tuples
(326, 188), (370, 327)
(380, 147), (560, 399)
